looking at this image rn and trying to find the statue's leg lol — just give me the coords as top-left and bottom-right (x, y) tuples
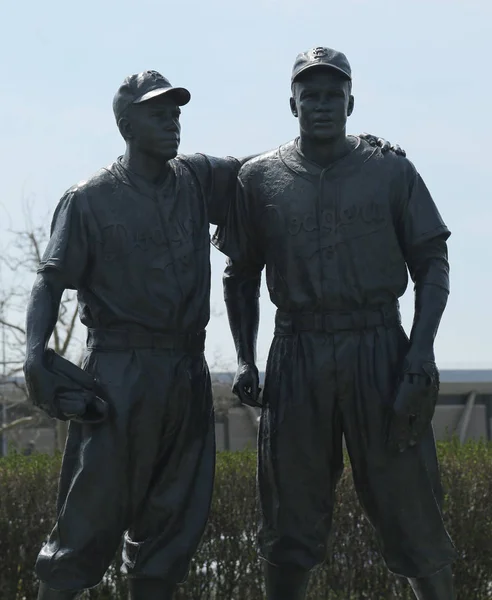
(264, 562), (311, 600)
(127, 577), (177, 600)
(121, 352), (215, 594)
(36, 348), (179, 593)
(37, 582), (83, 600)
(408, 565), (454, 600)
(257, 332), (344, 600)
(337, 324), (456, 596)
(35, 409), (129, 592)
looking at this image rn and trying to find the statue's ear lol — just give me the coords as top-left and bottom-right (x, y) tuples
(290, 96), (298, 118)
(347, 94), (355, 117)
(118, 117), (133, 140)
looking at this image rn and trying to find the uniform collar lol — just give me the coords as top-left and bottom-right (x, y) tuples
(105, 158), (177, 199)
(279, 136), (379, 181)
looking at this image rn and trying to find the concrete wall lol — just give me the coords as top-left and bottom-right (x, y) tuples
(434, 404), (488, 441)
(216, 394), (492, 452)
(2, 386), (490, 456)
(433, 394), (491, 442)
(216, 406), (258, 451)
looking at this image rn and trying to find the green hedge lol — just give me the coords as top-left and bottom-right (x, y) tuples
(1, 440), (491, 599)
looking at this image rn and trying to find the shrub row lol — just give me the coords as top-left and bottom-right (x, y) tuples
(0, 440), (491, 599)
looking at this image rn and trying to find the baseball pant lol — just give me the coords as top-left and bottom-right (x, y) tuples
(258, 305), (457, 578)
(36, 341), (215, 591)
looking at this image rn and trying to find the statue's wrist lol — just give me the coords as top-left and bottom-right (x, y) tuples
(403, 348), (435, 372)
(407, 338), (435, 359)
(238, 357), (256, 368)
(24, 347), (46, 370)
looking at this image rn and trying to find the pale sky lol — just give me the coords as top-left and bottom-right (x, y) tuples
(1, 0), (490, 370)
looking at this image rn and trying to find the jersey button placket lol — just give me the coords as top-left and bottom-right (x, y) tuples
(319, 172), (337, 306)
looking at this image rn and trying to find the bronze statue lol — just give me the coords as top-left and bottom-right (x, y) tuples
(24, 68), (403, 600)
(214, 47), (456, 600)
(23, 71), (246, 600)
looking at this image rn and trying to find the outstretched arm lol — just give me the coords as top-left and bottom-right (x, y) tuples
(238, 153), (259, 166)
(359, 133), (406, 156)
(202, 139), (400, 226)
(238, 135), (404, 163)
(187, 154), (259, 227)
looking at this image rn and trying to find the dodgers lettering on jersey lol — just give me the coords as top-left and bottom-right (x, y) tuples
(39, 155), (239, 333)
(213, 138), (450, 312)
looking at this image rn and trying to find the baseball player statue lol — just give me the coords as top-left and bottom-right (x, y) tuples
(214, 47), (456, 600)
(24, 69), (401, 600)
(23, 70), (247, 600)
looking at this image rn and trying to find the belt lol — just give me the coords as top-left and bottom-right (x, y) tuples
(275, 303), (401, 335)
(86, 328), (206, 353)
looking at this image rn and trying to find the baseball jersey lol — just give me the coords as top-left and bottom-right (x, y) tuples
(213, 137), (450, 312)
(38, 155), (239, 333)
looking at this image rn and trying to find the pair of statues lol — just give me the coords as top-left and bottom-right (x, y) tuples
(24, 47), (456, 600)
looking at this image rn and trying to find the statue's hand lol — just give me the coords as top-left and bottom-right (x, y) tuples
(232, 361), (262, 408)
(359, 132), (406, 157)
(386, 354), (439, 453)
(24, 355), (95, 421)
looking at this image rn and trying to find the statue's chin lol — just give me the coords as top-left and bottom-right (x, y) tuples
(160, 145), (179, 161)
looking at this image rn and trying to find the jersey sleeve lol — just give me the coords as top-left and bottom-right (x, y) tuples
(184, 153), (241, 226)
(405, 236), (450, 290)
(395, 160), (450, 255)
(212, 171), (265, 275)
(37, 190), (91, 290)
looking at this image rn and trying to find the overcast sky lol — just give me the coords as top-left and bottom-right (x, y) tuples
(1, 0), (490, 370)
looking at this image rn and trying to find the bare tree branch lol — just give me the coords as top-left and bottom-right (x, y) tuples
(28, 230), (43, 264)
(0, 200), (81, 449)
(61, 303), (79, 356)
(52, 322), (61, 353)
(0, 415), (40, 433)
(0, 317), (25, 335)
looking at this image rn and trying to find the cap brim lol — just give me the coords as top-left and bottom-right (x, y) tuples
(134, 86), (191, 106)
(292, 63), (351, 83)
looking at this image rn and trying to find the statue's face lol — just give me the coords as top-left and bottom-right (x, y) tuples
(290, 69), (354, 142)
(120, 94), (182, 160)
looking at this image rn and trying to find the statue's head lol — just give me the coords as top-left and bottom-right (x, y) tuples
(290, 47), (354, 142)
(113, 70), (191, 161)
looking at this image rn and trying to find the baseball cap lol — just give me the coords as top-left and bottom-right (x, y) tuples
(291, 47), (352, 84)
(113, 70), (191, 121)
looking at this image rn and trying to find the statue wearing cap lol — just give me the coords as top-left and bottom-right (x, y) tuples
(214, 46), (456, 600)
(25, 68), (248, 600)
(112, 70), (191, 120)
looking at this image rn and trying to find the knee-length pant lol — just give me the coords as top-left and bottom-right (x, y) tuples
(36, 348), (215, 591)
(258, 314), (457, 578)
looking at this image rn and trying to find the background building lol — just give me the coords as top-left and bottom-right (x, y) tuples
(1, 370), (491, 455)
(214, 369), (492, 451)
